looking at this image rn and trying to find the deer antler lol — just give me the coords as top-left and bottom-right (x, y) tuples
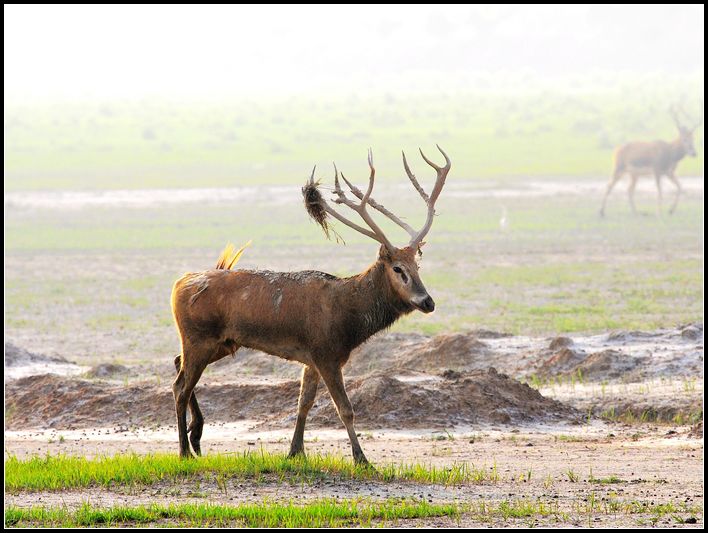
(678, 100), (704, 130)
(402, 145), (452, 248)
(304, 150), (396, 252)
(303, 146), (451, 251)
(669, 104), (684, 130)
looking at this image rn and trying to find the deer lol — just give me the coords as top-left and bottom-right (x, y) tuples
(171, 146), (451, 464)
(600, 103), (702, 216)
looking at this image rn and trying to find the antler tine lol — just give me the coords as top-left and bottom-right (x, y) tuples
(362, 147), (375, 203)
(669, 104), (684, 130)
(340, 167), (417, 238)
(324, 154), (396, 251)
(408, 145), (452, 248)
(402, 150), (430, 202)
(421, 144), (451, 204)
(308, 163), (383, 243)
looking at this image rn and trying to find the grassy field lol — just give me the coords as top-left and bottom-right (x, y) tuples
(6, 499), (700, 528)
(5, 451), (495, 492)
(4, 181), (702, 364)
(5, 500), (460, 528)
(6, 451), (701, 527)
(5, 74), (703, 191)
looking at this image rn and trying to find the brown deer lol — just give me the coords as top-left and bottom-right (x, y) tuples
(171, 146), (451, 464)
(600, 103), (702, 216)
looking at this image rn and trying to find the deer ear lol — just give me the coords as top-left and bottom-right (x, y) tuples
(378, 244), (392, 261)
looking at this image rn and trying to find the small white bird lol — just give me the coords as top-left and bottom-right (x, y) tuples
(499, 205), (508, 231)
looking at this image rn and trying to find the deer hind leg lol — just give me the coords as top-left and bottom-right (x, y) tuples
(173, 342), (211, 458)
(318, 362), (369, 465)
(288, 365), (321, 458)
(174, 354), (203, 436)
(666, 173), (682, 214)
(654, 172), (663, 215)
(174, 343), (240, 456)
(600, 170), (623, 216)
(627, 174), (639, 214)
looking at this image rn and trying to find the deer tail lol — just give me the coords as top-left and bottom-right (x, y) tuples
(215, 240), (252, 270)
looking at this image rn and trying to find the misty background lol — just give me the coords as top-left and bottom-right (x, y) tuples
(4, 4), (704, 191)
(4, 4), (704, 360)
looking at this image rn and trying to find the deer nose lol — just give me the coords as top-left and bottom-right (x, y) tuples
(421, 295), (435, 313)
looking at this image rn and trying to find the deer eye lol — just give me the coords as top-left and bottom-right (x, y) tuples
(393, 266), (403, 274)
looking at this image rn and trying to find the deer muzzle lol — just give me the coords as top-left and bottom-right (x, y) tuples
(412, 294), (435, 314)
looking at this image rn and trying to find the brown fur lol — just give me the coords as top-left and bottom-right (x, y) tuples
(600, 126), (697, 216)
(171, 244), (433, 463)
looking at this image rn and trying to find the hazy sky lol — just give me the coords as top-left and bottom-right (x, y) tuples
(4, 4), (705, 101)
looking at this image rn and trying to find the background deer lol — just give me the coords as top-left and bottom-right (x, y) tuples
(171, 146), (450, 464)
(600, 103), (702, 216)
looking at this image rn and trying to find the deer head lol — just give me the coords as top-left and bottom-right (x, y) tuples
(670, 102), (703, 157)
(303, 146), (451, 314)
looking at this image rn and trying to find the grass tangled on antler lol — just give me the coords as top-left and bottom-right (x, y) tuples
(302, 180), (343, 243)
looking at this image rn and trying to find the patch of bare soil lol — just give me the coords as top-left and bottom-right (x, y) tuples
(5, 368), (578, 431)
(5, 324), (702, 432)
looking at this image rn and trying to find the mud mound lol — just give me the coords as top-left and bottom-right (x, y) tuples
(535, 347), (650, 382)
(345, 333), (429, 376)
(395, 334), (491, 373)
(306, 368), (578, 428)
(574, 349), (647, 381)
(606, 330), (661, 343)
(468, 329), (513, 339)
(85, 363), (132, 379)
(548, 336), (574, 351)
(680, 323), (703, 341)
(5, 369), (579, 431)
(535, 347), (587, 377)
(5, 342), (68, 366)
(5, 374), (301, 430)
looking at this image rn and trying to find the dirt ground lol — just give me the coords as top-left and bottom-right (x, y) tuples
(4, 324), (704, 527)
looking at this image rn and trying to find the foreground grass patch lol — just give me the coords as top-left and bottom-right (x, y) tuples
(6, 498), (701, 528)
(4, 500), (459, 528)
(5, 451), (498, 493)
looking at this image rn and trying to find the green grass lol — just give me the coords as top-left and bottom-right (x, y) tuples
(4, 451), (498, 493)
(4, 499), (459, 528)
(5, 74), (703, 191)
(6, 498), (702, 527)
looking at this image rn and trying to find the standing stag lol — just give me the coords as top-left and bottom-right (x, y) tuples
(600, 103), (702, 216)
(171, 146), (451, 464)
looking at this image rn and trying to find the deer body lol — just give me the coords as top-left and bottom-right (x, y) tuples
(172, 147), (449, 464)
(614, 138), (687, 178)
(173, 259), (421, 369)
(600, 104), (701, 216)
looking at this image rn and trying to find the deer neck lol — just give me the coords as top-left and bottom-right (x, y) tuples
(342, 260), (413, 348)
(670, 137), (687, 162)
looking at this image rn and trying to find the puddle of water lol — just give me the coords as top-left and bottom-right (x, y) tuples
(6, 177), (703, 210)
(5, 362), (89, 381)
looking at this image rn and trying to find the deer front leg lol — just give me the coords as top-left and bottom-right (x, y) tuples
(627, 174), (639, 214)
(666, 172), (682, 214)
(288, 365), (320, 458)
(318, 362), (369, 465)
